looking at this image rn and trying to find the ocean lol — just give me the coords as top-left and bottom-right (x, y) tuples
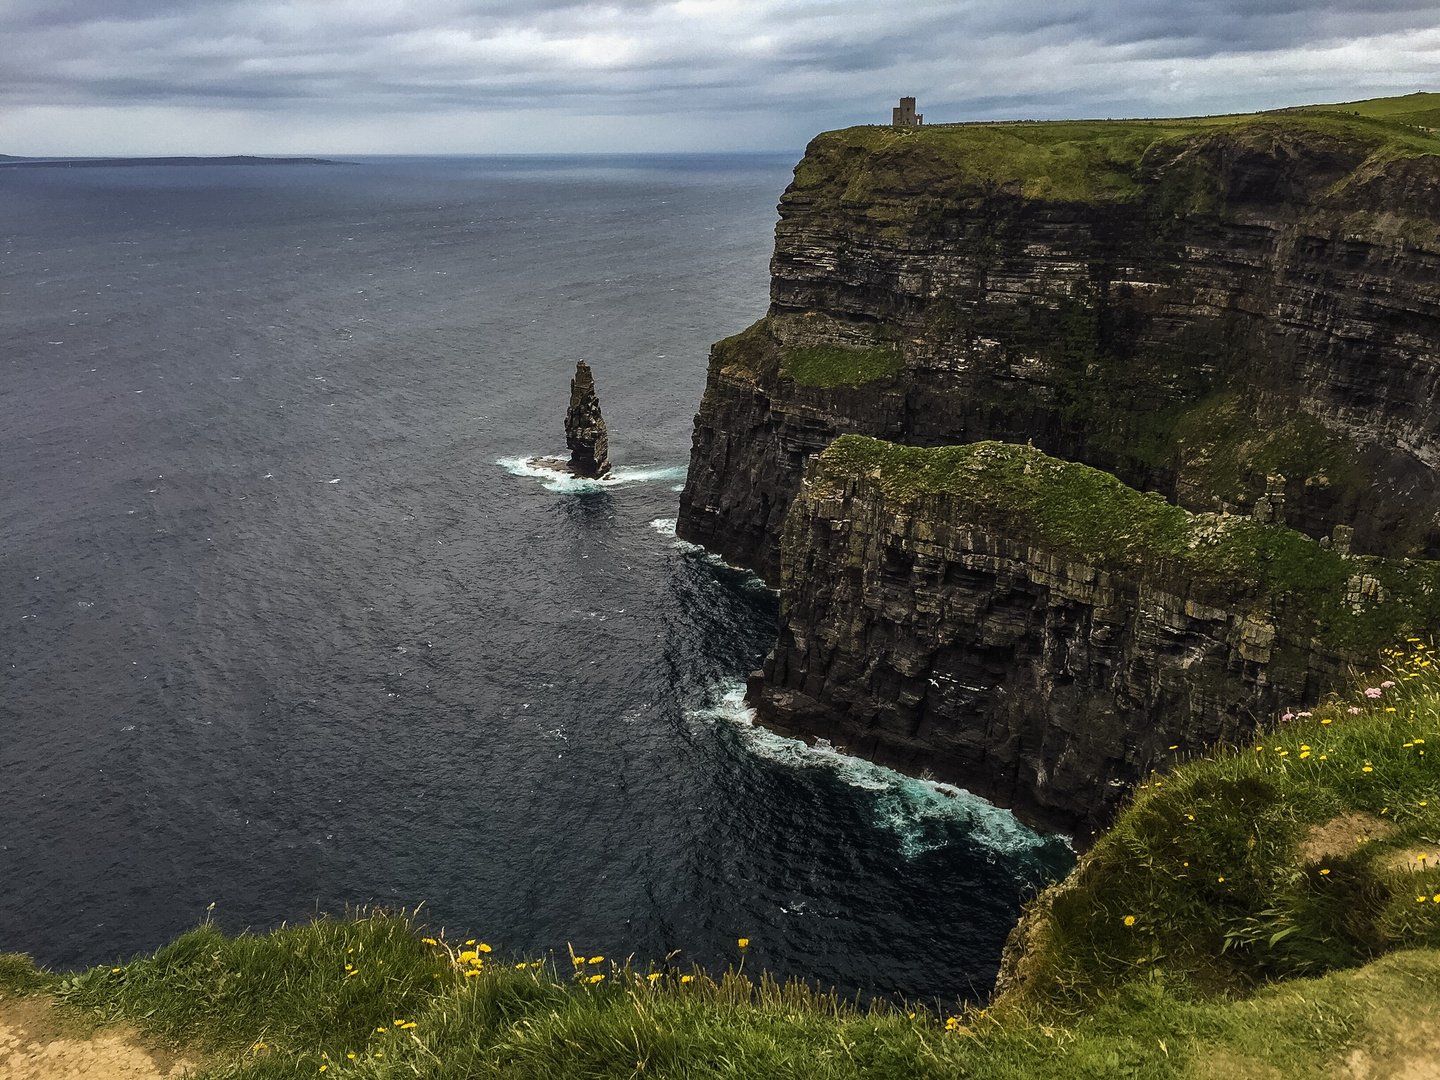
(0, 154), (1073, 1001)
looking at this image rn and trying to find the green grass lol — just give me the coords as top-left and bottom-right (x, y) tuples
(813, 435), (1440, 658)
(999, 642), (1440, 1014)
(780, 342), (905, 388)
(792, 94), (1440, 209)
(9, 912), (1440, 1077)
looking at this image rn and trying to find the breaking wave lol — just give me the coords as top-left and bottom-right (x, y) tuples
(694, 681), (1069, 861)
(497, 457), (686, 493)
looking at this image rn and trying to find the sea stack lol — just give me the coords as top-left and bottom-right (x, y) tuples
(565, 360), (610, 478)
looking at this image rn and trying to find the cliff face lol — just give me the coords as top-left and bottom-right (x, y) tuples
(678, 110), (1440, 585)
(750, 437), (1440, 835)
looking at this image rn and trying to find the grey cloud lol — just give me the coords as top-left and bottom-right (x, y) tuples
(4, 0), (1440, 138)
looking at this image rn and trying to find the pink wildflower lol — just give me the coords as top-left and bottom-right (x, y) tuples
(1297, 711), (1312, 717)
(1349, 707), (1362, 714)
(1366, 688), (1383, 698)
(1282, 712), (1295, 721)
(1382, 680), (1396, 688)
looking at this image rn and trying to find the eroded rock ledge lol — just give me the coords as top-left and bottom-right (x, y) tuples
(748, 436), (1440, 836)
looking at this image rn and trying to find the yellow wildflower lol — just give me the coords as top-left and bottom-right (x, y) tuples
(1320, 869), (1331, 876)
(1123, 915), (1136, 926)
(588, 956), (604, 965)
(588, 974), (604, 984)
(681, 975), (693, 983)
(478, 943), (492, 953)
(648, 973), (663, 982)
(738, 938), (750, 948)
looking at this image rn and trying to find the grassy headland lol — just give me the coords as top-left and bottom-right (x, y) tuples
(791, 93), (1440, 208)
(816, 435), (1440, 659)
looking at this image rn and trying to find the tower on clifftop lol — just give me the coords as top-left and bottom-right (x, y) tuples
(892, 97), (923, 127)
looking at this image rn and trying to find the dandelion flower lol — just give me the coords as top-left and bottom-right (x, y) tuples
(478, 943), (492, 953)
(1320, 869), (1331, 876)
(648, 973), (663, 982)
(401, 1023), (416, 1030)
(738, 938), (750, 948)
(588, 956), (604, 965)
(1387, 708), (1397, 713)
(681, 975), (693, 984)
(464, 970), (481, 978)
(1364, 766), (1374, 773)
(588, 974), (604, 984)
(1123, 915), (1136, 926)
(1218, 876), (1226, 883)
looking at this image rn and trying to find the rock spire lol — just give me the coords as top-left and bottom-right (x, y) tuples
(565, 360), (610, 478)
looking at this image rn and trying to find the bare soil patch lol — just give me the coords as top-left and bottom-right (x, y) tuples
(0, 993), (194, 1080)
(1299, 813), (1395, 863)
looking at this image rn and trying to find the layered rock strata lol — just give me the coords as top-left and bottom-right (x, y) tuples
(748, 436), (1440, 835)
(566, 360), (610, 478)
(678, 112), (1440, 584)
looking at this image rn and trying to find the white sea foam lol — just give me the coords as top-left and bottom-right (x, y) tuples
(650, 518), (678, 536)
(697, 681), (1066, 860)
(498, 457), (686, 493)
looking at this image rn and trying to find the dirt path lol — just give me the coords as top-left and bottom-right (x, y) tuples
(0, 994), (194, 1080)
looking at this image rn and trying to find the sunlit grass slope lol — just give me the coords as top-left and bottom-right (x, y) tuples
(1001, 640), (1440, 1014)
(5, 917), (1440, 1078)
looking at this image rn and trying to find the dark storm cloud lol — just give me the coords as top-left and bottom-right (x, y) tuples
(4, 0), (1440, 150)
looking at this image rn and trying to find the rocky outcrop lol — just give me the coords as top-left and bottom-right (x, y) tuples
(678, 113), (1440, 585)
(747, 436), (1440, 836)
(566, 360), (610, 478)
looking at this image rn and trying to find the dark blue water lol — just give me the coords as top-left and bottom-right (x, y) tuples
(0, 155), (1073, 1001)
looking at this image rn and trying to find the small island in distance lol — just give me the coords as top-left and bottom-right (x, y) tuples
(0, 154), (341, 168)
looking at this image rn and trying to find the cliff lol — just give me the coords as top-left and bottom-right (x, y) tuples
(749, 436), (1440, 834)
(678, 95), (1440, 584)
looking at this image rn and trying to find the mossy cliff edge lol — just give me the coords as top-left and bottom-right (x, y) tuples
(749, 436), (1440, 834)
(678, 94), (1440, 584)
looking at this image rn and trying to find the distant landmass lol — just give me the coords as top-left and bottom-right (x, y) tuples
(0, 155), (341, 169)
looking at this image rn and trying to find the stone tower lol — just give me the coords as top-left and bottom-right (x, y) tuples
(565, 360), (610, 478)
(892, 97), (923, 127)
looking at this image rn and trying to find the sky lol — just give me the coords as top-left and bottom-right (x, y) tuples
(3, 0), (1440, 156)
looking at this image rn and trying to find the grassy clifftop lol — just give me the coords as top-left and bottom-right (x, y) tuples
(815, 435), (1440, 659)
(791, 92), (1440, 207)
